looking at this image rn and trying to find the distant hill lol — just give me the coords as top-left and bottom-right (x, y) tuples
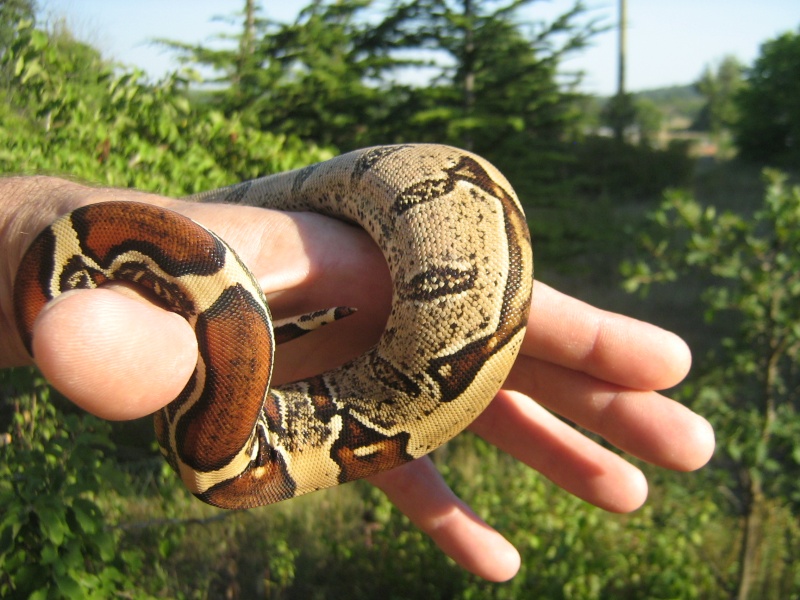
(635, 84), (701, 104)
(589, 84), (705, 131)
(634, 84), (704, 124)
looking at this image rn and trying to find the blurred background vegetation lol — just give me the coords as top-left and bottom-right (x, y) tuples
(1, 0), (799, 598)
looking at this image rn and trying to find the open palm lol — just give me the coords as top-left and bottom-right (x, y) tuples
(1, 189), (715, 582)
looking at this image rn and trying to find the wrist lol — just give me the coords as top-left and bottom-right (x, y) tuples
(0, 176), (177, 280)
(0, 176), (94, 261)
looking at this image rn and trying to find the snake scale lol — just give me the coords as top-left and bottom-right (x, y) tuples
(13, 144), (533, 509)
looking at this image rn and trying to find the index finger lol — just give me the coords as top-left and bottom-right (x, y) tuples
(524, 282), (692, 391)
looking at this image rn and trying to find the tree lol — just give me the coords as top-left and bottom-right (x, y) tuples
(160, 0), (398, 150)
(366, 0), (600, 151)
(600, 91), (635, 141)
(155, 0), (283, 113)
(694, 55), (744, 142)
(624, 171), (800, 599)
(733, 28), (800, 164)
(253, 0), (393, 148)
(633, 97), (663, 145)
(160, 0), (602, 194)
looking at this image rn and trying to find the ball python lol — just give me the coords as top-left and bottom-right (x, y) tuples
(13, 144), (533, 509)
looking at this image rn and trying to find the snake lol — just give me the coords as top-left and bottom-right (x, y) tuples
(13, 144), (533, 509)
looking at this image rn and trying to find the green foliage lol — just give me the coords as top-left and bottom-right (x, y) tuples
(366, 0), (599, 145)
(600, 93), (667, 145)
(636, 84), (705, 122)
(633, 97), (665, 145)
(162, 0), (602, 205)
(0, 21), (331, 194)
(251, 0), (389, 149)
(160, 0), (397, 150)
(0, 0), (35, 63)
(0, 369), (150, 599)
(107, 436), (723, 599)
(0, 18), (329, 600)
(623, 170), (800, 598)
(693, 55), (744, 138)
(734, 27), (800, 165)
(601, 92), (637, 141)
(568, 136), (693, 200)
(441, 440), (721, 599)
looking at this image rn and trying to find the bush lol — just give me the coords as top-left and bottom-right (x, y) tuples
(569, 136), (694, 201)
(733, 28), (800, 165)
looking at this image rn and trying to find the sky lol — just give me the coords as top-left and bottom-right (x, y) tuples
(40, 0), (799, 96)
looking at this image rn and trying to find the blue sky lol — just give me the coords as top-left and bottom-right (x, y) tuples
(42, 0), (798, 95)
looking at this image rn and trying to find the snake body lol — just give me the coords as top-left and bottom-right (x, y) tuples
(13, 145), (533, 509)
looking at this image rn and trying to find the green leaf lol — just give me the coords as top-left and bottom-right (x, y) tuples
(70, 498), (101, 535)
(172, 95), (191, 114)
(30, 29), (49, 51)
(94, 530), (116, 563)
(20, 59), (43, 84)
(28, 588), (50, 600)
(13, 563), (47, 594)
(37, 503), (68, 546)
(0, 525), (15, 560)
(55, 572), (83, 598)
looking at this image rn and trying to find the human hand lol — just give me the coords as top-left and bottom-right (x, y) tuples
(370, 283), (713, 580)
(0, 178), (714, 583)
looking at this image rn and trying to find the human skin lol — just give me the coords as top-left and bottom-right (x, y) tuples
(0, 176), (715, 582)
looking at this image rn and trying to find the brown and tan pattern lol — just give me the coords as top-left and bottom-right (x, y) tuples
(13, 144), (533, 509)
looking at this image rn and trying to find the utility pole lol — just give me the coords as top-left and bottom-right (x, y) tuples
(462, 0), (476, 151)
(617, 0), (626, 97)
(611, 0), (629, 142)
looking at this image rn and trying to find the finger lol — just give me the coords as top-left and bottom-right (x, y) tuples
(526, 282), (692, 391)
(504, 356), (715, 472)
(368, 457), (521, 582)
(470, 390), (649, 513)
(31, 285), (197, 420)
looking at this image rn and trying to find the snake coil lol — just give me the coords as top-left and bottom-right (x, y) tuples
(13, 144), (533, 508)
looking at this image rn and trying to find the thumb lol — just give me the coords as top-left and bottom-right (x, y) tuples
(31, 285), (197, 421)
